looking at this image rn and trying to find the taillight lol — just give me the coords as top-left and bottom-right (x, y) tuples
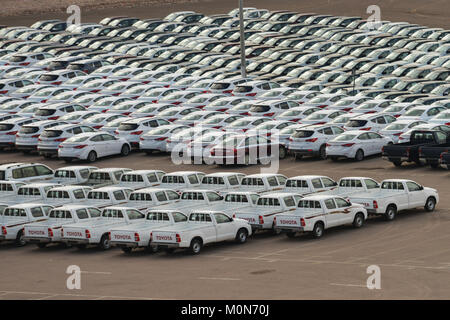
(273, 217), (276, 226)
(131, 131), (143, 135)
(6, 131), (18, 135)
(1, 226), (6, 235)
(51, 81), (62, 85)
(0, 90), (9, 94)
(223, 90), (233, 94)
(300, 218), (305, 227)
(93, 125), (103, 129)
(245, 92), (257, 96)
(150, 232), (152, 241)
(108, 232), (111, 240)
(373, 200), (378, 209)
(85, 229), (91, 239)
(54, 138), (66, 142)
(361, 127), (371, 131)
(232, 214), (236, 218)
(342, 143), (355, 147)
(305, 138), (318, 142)
(393, 132), (402, 136)
(31, 134), (40, 138)
(155, 137), (167, 141)
(259, 215), (264, 224)
(134, 232), (140, 242)
(19, 62), (30, 66)
(263, 112), (275, 117)
(176, 234), (181, 243)
(61, 228), (64, 237)
(74, 144), (87, 149)
(48, 228), (54, 237)
(172, 101), (181, 105)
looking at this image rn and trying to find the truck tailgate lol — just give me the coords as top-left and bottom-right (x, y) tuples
(275, 214), (302, 228)
(152, 231), (178, 244)
(24, 224), (50, 238)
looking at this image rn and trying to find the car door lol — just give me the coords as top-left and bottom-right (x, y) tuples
(101, 134), (120, 155)
(406, 181), (427, 207)
(89, 134), (106, 157)
(213, 212), (236, 241)
(323, 198), (340, 227)
(334, 197), (354, 224)
(357, 133), (372, 155)
(368, 132), (384, 154)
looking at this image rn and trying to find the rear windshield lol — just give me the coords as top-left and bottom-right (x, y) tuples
(292, 130), (314, 138)
(234, 86), (252, 93)
(211, 83), (230, 90)
(0, 171), (5, 180)
(35, 109), (56, 116)
(49, 61), (68, 69)
(39, 75), (59, 81)
(19, 126), (39, 134)
(250, 105), (270, 112)
(41, 130), (62, 137)
(10, 56), (26, 62)
(346, 120), (368, 127)
(118, 123), (139, 131)
(0, 124), (14, 131)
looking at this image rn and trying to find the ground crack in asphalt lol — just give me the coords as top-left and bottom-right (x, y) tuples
(250, 269), (276, 275)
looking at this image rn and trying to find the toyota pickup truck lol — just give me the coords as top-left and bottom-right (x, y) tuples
(44, 185), (93, 206)
(239, 173), (288, 194)
(0, 180), (27, 200)
(419, 143), (450, 168)
(24, 205), (102, 247)
(349, 179), (439, 220)
(2, 183), (60, 205)
(110, 209), (189, 253)
(77, 168), (132, 188)
(234, 193), (302, 233)
(274, 195), (368, 238)
(0, 203), (54, 246)
(197, 172), (246, 195)
(150, 210), (252, 254)
(439, 152), (450, 169)
(84, 187), (133, 208)
(282, 175), (338, 195)
(117, 170), (166, 190)
(382, 130), (449, 167)
(61, 206), (146, 250)
(123, 187), (181, 212)
(49, 165), (98, 185)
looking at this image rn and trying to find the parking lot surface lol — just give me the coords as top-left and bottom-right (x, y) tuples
(0, 152), (449, 299)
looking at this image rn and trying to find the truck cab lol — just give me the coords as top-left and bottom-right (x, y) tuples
(85, 186), (133, 208)
(160, 171), (205, 192)
(198, 172), (246, 194)
(117, 170), (165, 190)
(283, 175), (338, 195)
(3, 182), (60, 205)
(124, 187), (181, 211)
(239, 173), (287, 193)
(50, 165), (98, 185)
(79, 167), (132, 188)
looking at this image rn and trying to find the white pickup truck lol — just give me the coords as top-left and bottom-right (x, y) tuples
(49, 165), (98, 185)
(0, 203), (54, 246)
(78, 168), (132, 188)
(24, 205), (102, 247)
(198, 172), (246, 194)
(160, 171), (205, 192)
(234, 193), (302, 233)
(282, 175), (338, 195)
(44, 185), (93, 206)
(239, 173), (288, 194)
(150, 210), (252, 254)
(2, 183), (60, 205)
(274, 195), (368, 238)
(62, 206), (146, 250)
(349, 179), (439, 220)
(0, 180), (27, 200)
(110, 209), (189, 253)
(124, 187), (181, 212)
(84, 187), (133, 208)
(117, 170), (166, 190)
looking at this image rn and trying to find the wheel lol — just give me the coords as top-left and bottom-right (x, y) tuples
(355, 149), (364, 161)
(87, 151), (97, 162)
(121, 144), (130, 156)
(99, 234), (110, 250)
(279, 146), (287, 159)
(424, 197), (436, 212)
(294, 153), (302, 161)
(145, 151), (153, 155)
(15, 230), (26, 247)
(385, 205), (397, 221)
(121, 247), (132, 254)
(189, 238), (203, 255)
(319, 144), (326, 160)
(352, 213), (365, 228)
(286, 232), (296, 238)
(393, 161), (402, 167)
(312, 222), (324, 238)
(235, 228), (248, 244)
(145, 244), (158, 253)
(36, 243), (47, 249)
(76, 244), (86, 249)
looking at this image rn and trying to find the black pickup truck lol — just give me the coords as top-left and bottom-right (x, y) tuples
(419, 143), (450, 168)
(439, 152), (450, 169)
(382, 130), (449, 167)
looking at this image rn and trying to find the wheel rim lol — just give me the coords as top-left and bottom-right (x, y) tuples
(193, 242), (200, 253)
(89, 152), (96, 161)
(356, 216), (362, 226)
(239, 232), (246, 242)
(357, 151), (363, 160)
(320, 146), (326, 159)
(315, 226), (323, 237)
(122, 146), (129, 155)
(427, 199), (435, 210)
(103, 239), (110, 249)
(388, 208), (395, 218)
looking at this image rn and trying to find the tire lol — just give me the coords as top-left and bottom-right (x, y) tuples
(87, 151), (97, 162)
(294, 153), (302, 161)
(15, 230), (26, 247)
(424, 197), (436, 212)
(36, 243), (47, 249)
(312, 222), (324, 239)
(145, 151), (153, 155)
(99, 234), (110, 250)
(121, 144), (130, 156)
(189, 238), (203, 255)
(385, 205), (397, 221)
(319, 144), (326, 160)
(393, 161), (402, 167)
(279, 146), (287, 159)
(235, 228), (248, 244)
(355, 149), (364, 161)
(286, 232), (296, 238)
(352, 213), (365, 228)
(43, 154), (52, 159)
(145, 244), (158, 253)
(76, 244), (86, 249)
(121, 247), (132, 254)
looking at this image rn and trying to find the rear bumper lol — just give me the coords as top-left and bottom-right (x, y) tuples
(151, 242), (179, 248)
(111, 241), (139, 248)
(289, 148), (320, 156)
(64, 238), (89, 245)
(24, 237), (51, 243)
(38, 148), (58, 155)
(15, 144), (37, 150)
(275, 226), (304, 232)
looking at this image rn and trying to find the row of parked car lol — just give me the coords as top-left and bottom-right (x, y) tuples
(0, 9), (449, 167)
(0, 162), (440, 254)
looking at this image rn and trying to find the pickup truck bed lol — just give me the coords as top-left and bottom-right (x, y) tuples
(419, 143), (450, 167)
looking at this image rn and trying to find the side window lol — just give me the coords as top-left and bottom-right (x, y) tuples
(311, 178), (323, 189)
(31, 207), (44, 218)
(147, 173), (158, 183)
(42, 206), (53, 215)
(73, 127), (83, 134)
(335, 198), (350, 208)
(173, 212), (188, 222)
(228, 176), (239, 186)
(364, 179), (379, 189)
(73, 189), (86, 199)
(188, 174), (199, 185)
(284, 196), (295, 207)
(322, 127), (333, 135)
(166, 191), (180, 200)
(321, 178), (336, 188)
(75, 209), (88, 219)
(267, 176), (278, 187)
(88, 208), (101, 217)
(250, 194), (259, 204)
(277, 175), (287, 185)
(324, 199), (337, 209)
(113, 191), (126, 201)
(35, 165), (52, 176)
(214, 213), (232, 223)
(22, 166), (37, 178)
(406, 181), (421, 192)
(156, 191), (168, 202)
(207, 192), (222, 202)
(79, 169), (90, 179)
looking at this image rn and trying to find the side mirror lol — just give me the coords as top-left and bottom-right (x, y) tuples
(419, 185), (424, 190)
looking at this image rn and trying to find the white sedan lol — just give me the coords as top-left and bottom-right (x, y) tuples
(326, 131), (393, 161)
(139, 124), (188, 153)
(58, 132), (131, 163)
